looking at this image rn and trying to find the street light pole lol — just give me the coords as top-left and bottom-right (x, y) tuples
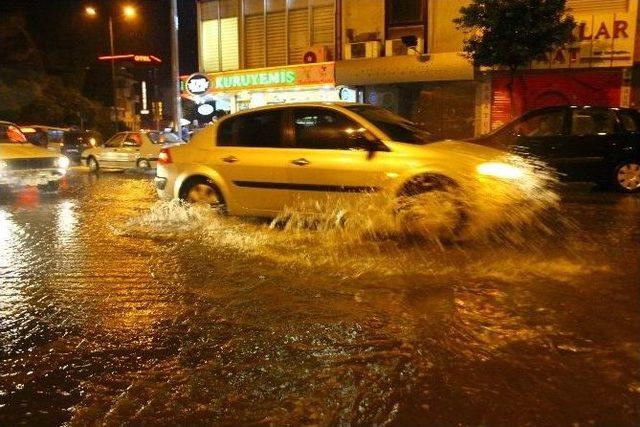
(170, 0), (182, 133)
(109, 15), (118, 133)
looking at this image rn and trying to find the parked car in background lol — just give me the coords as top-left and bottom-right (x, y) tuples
(1, 121), (69, 192)
(61, 130), (102, 164)
(472, 106), (640, 192)
(155, 103), (542, 238)
(82, 130), (181, 172)
(20, 125), (67, 151)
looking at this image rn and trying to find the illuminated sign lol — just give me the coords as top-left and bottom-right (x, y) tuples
(98, 54), (162, 64)
(197, 104), (215, 115)
(181, 63), (335, 98)
(185, 74), (211, 96)
(216, 70), (296, 89)
(532, 9), (637, 69)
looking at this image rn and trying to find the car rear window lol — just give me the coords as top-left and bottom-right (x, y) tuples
(0, 123), (27, 143)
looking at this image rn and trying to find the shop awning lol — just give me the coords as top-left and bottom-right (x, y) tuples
(335, 52), (474, 86)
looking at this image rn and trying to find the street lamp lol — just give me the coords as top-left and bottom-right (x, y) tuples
(85, 4), (137, 132)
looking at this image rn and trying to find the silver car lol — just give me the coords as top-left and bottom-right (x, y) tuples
(82, 130), (181, 172)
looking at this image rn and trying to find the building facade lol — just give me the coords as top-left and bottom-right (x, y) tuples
(186, 0), (341, 115)
(189, 0), (639, 138)
(481, 0), (640, 133)
(188, 0), (474, 137)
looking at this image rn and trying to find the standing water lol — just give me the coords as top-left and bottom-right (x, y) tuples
(0, 173), (638, 425)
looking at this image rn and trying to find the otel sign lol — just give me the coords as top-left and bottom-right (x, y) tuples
(186, 73), (211, 96)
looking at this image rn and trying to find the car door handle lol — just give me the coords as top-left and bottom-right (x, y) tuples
(291, 158), (310, 166)
(222, 156), (238, 163)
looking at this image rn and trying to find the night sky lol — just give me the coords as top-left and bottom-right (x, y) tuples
(1, 0), (198, 83)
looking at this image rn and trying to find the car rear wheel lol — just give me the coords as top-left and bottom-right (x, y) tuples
(613, 161), (640, 193)
(87, 156), (99, 173)
(182, 178), (226, 212)
(137, 159), (151, 170)
(396, 175), (467, 241)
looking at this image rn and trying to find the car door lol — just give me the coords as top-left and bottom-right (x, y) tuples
(119, 132), (143, 167)
(139, 133), (161, 164)
(211, 110), (292, 215)
(97, 133), (126, 165)
(284, 106), (395, 209)
(555, 107), (628, 181)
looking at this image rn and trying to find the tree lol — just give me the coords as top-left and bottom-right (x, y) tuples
(454, 0), (575, 116)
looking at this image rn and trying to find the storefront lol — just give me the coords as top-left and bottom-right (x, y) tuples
(336, 53), (476, 139)
(181, 62), (343, 116)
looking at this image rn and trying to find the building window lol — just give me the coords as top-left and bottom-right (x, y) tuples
(385, 0), (427, 52)
(200, 0), (240, 72)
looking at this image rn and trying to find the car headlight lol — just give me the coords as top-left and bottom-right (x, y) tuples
(56, 156), (70, 170)
(476, 162), (525, 180)
(0, 160), (7, 171)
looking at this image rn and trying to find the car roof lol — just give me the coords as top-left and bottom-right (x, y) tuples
(215, 102), (372, 125)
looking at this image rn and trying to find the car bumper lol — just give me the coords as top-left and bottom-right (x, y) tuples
(0, 168), (66, 187)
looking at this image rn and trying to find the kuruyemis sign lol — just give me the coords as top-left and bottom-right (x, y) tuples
(181, 63), (334, 98)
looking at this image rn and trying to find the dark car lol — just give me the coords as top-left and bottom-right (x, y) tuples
(472, 106), (640, 192)
(61, 130), (102, 163)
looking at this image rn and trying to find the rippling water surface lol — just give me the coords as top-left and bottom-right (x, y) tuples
(0, 172), (639, 426)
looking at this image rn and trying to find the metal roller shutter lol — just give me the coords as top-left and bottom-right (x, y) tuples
(201, 20), (220, 72)
(288, 8), (309, 64)
(566, 0), (628, 13)
(220, 17), (240, 70)
(201, 18), (239, 72)
(267, 11), (286, 66)
(312, 5), (334, 57)
(245, 14), (265, 69)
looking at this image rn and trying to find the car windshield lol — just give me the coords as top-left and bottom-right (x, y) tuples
(147, 131), (181, 144)
(0, 123), (28, 143)
(346, 105), (436, 145)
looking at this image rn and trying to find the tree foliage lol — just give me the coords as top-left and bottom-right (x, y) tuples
(0, 11), (111, 135)
(454, 0), (576, 72)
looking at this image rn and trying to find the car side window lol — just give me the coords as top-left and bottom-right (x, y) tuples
(571, 109), (617, 136)
(294, 108), (372, 150)
(514, 110), (565, 137)
(104, 133), (125, 148)
(217, 111), (283, 148)
(618, 111), (638, 133)
(218, 118), (234, 146)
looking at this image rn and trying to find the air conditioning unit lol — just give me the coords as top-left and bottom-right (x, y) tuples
(303, 45), (330, 63)
(344, 41), (381, 60)
(385, 38), (424, 56)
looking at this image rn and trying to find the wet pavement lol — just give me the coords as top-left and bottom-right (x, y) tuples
(0, 170), (639, 426)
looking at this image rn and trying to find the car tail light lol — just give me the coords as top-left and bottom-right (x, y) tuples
(7, 125), (26, 143)
(158, 148), (172, 165)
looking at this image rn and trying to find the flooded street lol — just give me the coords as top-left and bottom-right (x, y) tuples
(1, 171), (639, 426)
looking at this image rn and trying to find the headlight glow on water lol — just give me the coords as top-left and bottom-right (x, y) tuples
(57, 156), (70, 170)
(477, 162), (525, 180)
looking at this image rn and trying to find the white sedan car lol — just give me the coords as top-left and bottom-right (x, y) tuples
(155, 103), (549, 237)
(0, 121), (69, 192)
(82, 130), (181, 172)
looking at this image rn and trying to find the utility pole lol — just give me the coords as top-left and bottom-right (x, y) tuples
(170, 0), (182, 132)
(109, 16), (119, 133)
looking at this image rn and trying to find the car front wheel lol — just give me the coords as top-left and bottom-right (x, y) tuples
(396, 175), (467, 241)
(613, 161), (640, 193)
